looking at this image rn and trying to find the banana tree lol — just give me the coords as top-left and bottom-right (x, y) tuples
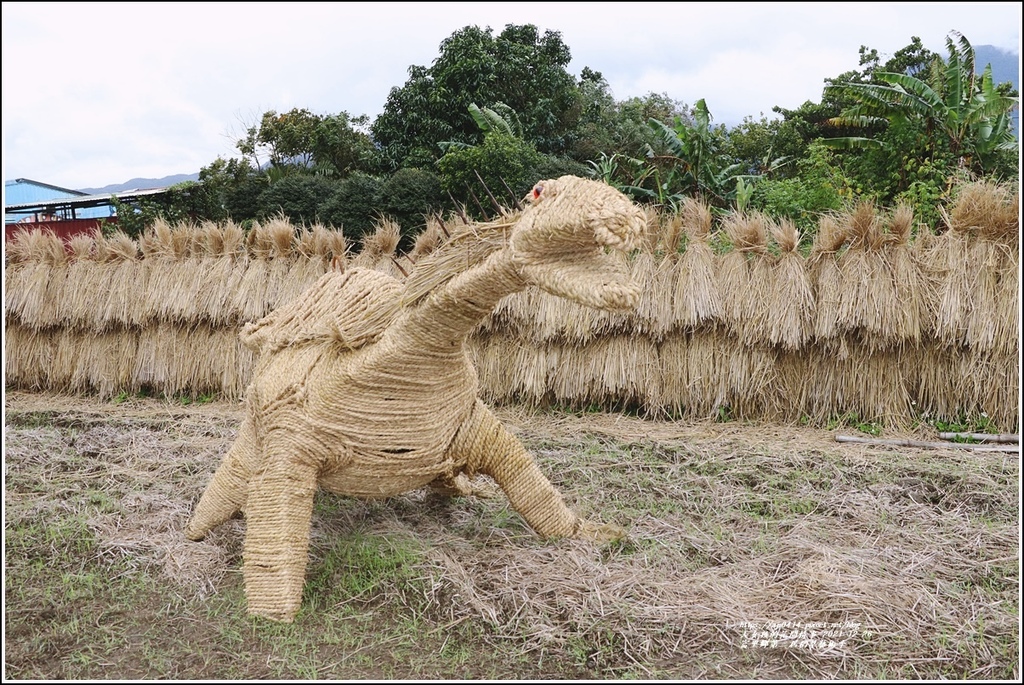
(822, 31), (1018, 174)
(638, 99), (744, 208)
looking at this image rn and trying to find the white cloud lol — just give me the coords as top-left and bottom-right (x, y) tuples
(3, 1), (1019, 190)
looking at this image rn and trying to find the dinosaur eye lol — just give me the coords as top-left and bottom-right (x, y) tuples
(532, 184), (543, 199)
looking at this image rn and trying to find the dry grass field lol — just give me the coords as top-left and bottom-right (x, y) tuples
(3, 389), (1020, 680)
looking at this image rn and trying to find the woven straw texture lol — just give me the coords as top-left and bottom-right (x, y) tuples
(182, 176), (643, 621)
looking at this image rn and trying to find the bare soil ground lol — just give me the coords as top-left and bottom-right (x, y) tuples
(3, 390), (1020, 680)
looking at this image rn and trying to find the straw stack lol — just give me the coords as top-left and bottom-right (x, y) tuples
(352, 218), (404, 280)
(765, 218), (814, 350)
(671, 198), (721, 334)
(12, 228), (68, 330)
(809, 214), (848, 343)
(98, 230), (146, 329)
(717, 212), (770, 345)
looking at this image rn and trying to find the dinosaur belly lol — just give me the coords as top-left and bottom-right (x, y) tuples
(309, 343), (479, 498)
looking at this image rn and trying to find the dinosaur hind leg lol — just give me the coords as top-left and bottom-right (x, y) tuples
(185, 416), (257, 541)
(447, 400), (625, 542)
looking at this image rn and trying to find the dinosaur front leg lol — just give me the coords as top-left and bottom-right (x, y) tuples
(448, 400), (625, 542)
(241, 428), (320, 622)
(185, 415), (258, 541)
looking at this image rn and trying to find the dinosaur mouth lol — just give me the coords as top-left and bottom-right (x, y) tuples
(520, 250), (640, 311)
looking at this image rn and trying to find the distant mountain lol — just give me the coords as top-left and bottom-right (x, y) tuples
(975, 44), (1019, 92)
(974, 44), (1020, 135)
(77, 172), (200, 195)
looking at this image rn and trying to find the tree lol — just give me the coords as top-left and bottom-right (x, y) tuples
(379, 168), (446, 247)
(311, 112), (378, 178)
(371, 24), (582, 171)
(319, 173), (385, 239)
(436, 132), (545, 218)
(822, 31), (1019, 176)
(237, 108), (375, 177)
(255, 174), (338, 226)
(199, 157), (267, 223)
(623, 99), (743, 209)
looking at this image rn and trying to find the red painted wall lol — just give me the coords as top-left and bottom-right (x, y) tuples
(5, 218), (118, 249)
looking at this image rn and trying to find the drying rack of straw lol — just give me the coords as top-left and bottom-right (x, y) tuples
(4, 180), (1018, 432)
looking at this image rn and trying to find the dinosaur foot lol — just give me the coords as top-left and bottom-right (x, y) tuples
(575, 519), (628, 543)
(427, 473), (498, 499)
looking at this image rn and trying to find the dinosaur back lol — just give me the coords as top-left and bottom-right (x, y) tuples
(241, 267), (402, 356)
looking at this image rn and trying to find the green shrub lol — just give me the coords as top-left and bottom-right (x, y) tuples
(319, 173), (385, 240)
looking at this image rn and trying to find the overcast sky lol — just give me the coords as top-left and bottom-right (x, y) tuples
(3, 1), (1020, 191)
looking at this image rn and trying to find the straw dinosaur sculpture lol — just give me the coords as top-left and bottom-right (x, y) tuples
(185, 175), (645, 622)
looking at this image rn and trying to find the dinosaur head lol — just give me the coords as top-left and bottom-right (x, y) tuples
(509, 175), (645, 310)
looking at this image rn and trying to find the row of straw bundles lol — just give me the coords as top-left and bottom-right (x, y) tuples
(488, 196), (1017, 351)
(7, 186), (1016, 351)
(5, 219), (349, 331)
(4, 322), (256, 400)
(471, 331), (1017, 429)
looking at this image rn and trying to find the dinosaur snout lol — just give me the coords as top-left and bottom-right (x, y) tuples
(590, 204), (645, 254)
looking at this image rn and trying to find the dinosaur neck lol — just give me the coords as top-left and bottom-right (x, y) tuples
(394, 247), (525, 350)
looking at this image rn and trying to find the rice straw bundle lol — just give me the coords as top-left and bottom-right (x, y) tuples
(193, 221), (246, 326)
(773, 349), (812, 422)
(809, 214), (848, 341)
(281, 225), (333, 308)
(842, 348), (913, 428)
(55, 232), (100, 331)
(531, 288), (579, 344)
(672, 199), (721, 333)
(407, 216), (446, 262)
(720, 335), (781, 420)
(963, 237), (1004, 352)
(630, 248), (662, 338)
(315, 223), (350, 268)
(180, 323), (227, 397)
(353, 218), (404, 280)
(163, 222), (210, 323)
(3, 229), (40, 322)
(133, 322), (175, 393)
(559, 336), (657, 409)
(963, 183), (1019, 355)
(655, 335), (692, 417)
(253, 216), (297, 309)
(3, 323), (53, 390)
(98, 230), (146, 328)
(765, 219), (814, 350)
(86, 330), (141, 398)
(49, 327), (82, 392)
(230, 221), (275, 321)
(232, 337), (258, 401)
(942, 180), (1019, 240)
(882, 205), (926, 346)
(912, 343), (977, 425)
(515, 339), (550, 404)
(139, 218), (181, 325)
(13, 229), (69, 330)
(923, 228), (972, 347)
(717, 212), (770, 345)
(656, 330), (730, 419)
(978, 351), (1019, 430)
(992, 246), (1019, 356)
(836, 202), (900, 346)
(471, 332), (547, 405)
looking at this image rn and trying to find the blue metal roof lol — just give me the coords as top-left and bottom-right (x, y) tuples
(4, 178), (114, 223)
